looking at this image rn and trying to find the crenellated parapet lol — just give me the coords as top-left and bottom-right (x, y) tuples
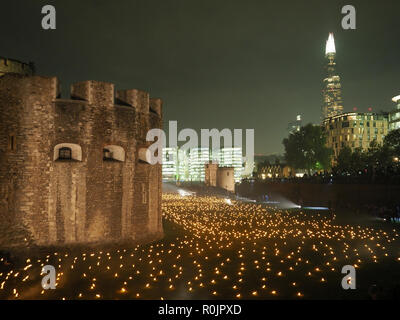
(0, 73), (58, 102)
(0, 57), (35, 77)
(150, 98), (162, 117)
(116, 89), (150, 114)
(0, 75), (162, 120)
(71, 80), (114, 106)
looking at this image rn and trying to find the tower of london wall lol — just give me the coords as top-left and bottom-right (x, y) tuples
(0, 74), (163, 247)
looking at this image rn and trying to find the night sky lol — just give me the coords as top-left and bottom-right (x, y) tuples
(2, 0), (400, 154)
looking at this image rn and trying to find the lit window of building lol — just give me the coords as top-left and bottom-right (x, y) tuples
(323, 112), (389, 161)
(389, 95), (400, 131)
(322, 33), (344, 120)
(162, 147), (244, 182)
(215, 147), (243, 182)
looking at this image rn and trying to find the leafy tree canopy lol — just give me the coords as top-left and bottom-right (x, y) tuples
(384, 128), (400, 157)
(283, 124), (332, 173)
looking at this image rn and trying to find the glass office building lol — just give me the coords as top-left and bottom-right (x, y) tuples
(188, 148), (211, 181)
(389, 95), (400, 131)
(215, 147), (243, 182)
(323, 112), (389, 159)
(162, 147), (244, 182)
(162, 147), (189, 181)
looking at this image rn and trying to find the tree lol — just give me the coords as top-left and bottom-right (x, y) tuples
(384, 128), (400, 157)
(335, 146), (353, 173)
(283, 124), (333, 174)
(334, 146), (369, 175)
(351, 147), (368, 173)
(366, 140), (392, 179)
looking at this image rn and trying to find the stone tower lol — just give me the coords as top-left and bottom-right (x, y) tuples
(0, 73), (163, 247)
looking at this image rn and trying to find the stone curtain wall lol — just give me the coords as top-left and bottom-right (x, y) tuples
(237, 181), (400, 208)
(0, 74), (163, 247)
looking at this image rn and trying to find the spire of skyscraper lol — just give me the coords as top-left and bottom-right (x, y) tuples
(322, 32), (343, 120)
(325, 33), (336, 55)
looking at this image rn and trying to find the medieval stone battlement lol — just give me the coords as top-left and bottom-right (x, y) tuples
(0, 74), (163, 116)
(0, 57), (34, 77)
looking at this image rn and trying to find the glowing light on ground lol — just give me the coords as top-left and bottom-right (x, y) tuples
(0, 194), (399, 299)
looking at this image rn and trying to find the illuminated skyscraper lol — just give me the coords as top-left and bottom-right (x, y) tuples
(287, 115), (302, 134)
(162, 147), (189, 181)
(322, 33), (344, 120)
(389, 95), (400, 131)
(188, 148), (211, 181)
(162, 147), (177, 180)
(162, 147), (244, 182)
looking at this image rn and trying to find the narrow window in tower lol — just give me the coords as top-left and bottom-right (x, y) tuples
(103, 148), (113, 161)
(59, 147), (72, 160)
(141, 183), (147, 204)
(8, 134), (16, 151)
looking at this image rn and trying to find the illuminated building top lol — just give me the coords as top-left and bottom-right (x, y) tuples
(325, 33), (336, 55)
(392, 95), (400, 103)
(389, 95), (400, 131)
(322, 32), (344, 120)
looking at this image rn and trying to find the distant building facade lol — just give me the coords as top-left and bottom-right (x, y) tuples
(257, 163), (295, 180)
(389, 95), (400, 131)
(162, 147), (243, 182)
(323, 112), (389, 158)
(188, 148), (211, 181)
(204, 162), (218, 187)
(162, 147), (189, 181)
(322, 33), (344, 120)
(205, 162), (235, 193)
(287, 115), (302, 134)
(162, 148), (177, 180)
(214, 147), (243, 182)
(217, 167), (235, 192)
